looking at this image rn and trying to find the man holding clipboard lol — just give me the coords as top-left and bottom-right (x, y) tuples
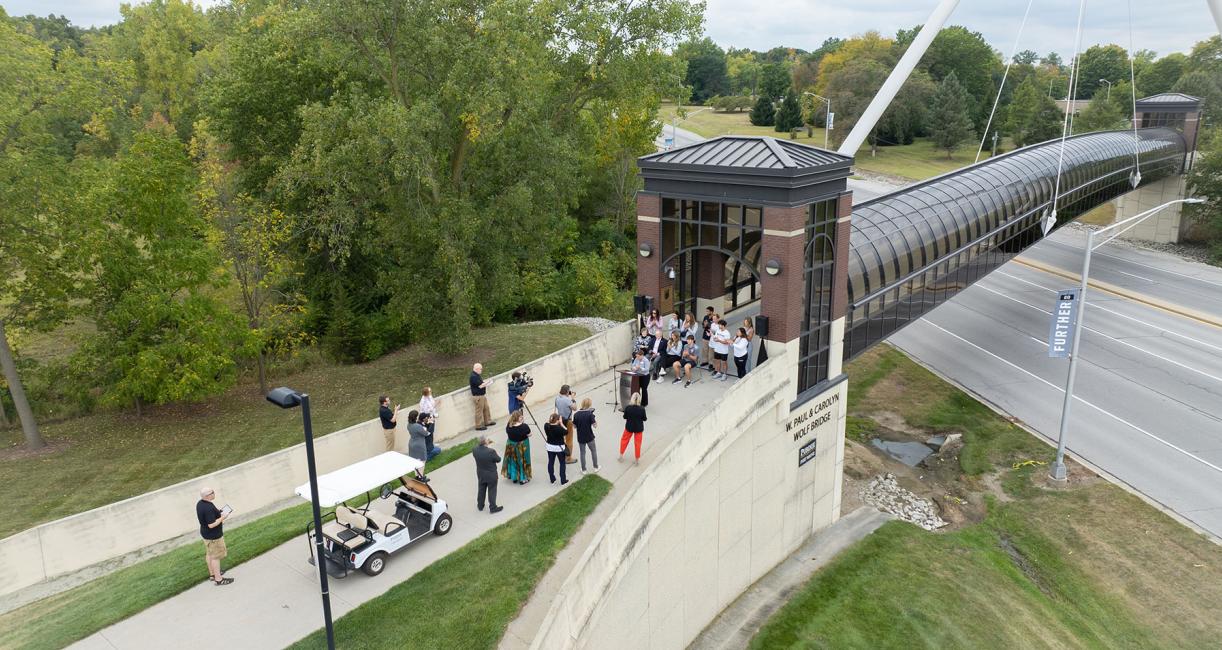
(197, 487), (234, 586)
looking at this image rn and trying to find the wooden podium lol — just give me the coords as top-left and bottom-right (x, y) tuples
(617, 370), (644, 411)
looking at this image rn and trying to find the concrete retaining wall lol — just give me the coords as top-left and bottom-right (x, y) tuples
(0, 321), (634, 598)
(530, 345), (848, 649)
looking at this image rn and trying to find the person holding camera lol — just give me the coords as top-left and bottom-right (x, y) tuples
(378, 396), (400, 452)
(543, 413), (569, 485)
(508, 371), (530, 414)
(554, 385), (578, 464)
(418, 387), (442, 460)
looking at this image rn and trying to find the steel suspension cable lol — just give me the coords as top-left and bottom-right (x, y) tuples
(1048, 0), (1090, 233)
(1127, 0), (1142, 185)
(975, 0), (1035, 164)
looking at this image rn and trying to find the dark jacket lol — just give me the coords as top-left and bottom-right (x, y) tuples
(473, 444), (501, 483)
(543, 423), (568, 447)
(573, 408), (597, 443)
(623, 404), (647, 433)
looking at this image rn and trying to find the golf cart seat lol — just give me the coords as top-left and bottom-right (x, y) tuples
(324, 506), (371, 549)
(364, 509), (406, 536)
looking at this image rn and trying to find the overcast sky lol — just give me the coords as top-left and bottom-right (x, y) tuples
(4, 0), (1217, 59)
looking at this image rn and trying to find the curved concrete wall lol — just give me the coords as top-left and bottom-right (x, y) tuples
(530, 345), (848, 649)
(0, 322), (634, 598)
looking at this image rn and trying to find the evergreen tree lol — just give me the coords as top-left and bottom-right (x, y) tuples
(749, 95), (775, 126)
(774, 90), (803, 132)
(928, 71), (974, 159)
(1005, 76), (1064, 148)
(1074, 93), (1128, 133)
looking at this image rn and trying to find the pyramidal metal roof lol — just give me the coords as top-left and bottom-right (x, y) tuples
(1137, 92), (1201, 104)
(640, 136), (852, 172)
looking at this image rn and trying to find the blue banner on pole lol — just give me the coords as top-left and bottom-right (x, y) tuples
(1048, 289), (1080, 358)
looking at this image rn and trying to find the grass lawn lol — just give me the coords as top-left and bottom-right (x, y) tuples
(0, 440), (477, 650)
(751, 346), (1222, 649)
(289, 474), (613, 649)
(658, 103), (998, 181)
(0, 323), (589, 539)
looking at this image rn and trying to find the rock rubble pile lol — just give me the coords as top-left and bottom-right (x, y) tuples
(861, 473), (947, 531)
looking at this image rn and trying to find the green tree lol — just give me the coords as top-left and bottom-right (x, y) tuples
(1136, 53), (1187, 96)
(1174, 71), (1222, 123)
(774, 90), (803, 132)
(1077, 44), (1130, 99)
(824, 58), (890, 151)
(876, 71), (936, 146)
(75, 122), (250, 413)
(677, 37), (729, 104)
(725, 49), (760, 96)
(1187, 127), (1222, 261)
(898, 25), (1000, 125)
(1042, 52), (1063, 67)
(1014, 50), (1039, 65)
(1073, 92), (1128, 133)
(1005, 76), (1063, 147)
(928, 71), (975, 158)
(760, 62), (790, 100)
(749, 95), (775, 126)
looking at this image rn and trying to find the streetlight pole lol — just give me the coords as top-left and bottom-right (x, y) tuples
(267, 387), (335, 649)
(802, 92), (831, 150)
(1098, 78), (1112, 101)
(1049, 197), (1203, 481)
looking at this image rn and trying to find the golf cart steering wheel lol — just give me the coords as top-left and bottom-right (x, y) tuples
(379, 484), (393, 500)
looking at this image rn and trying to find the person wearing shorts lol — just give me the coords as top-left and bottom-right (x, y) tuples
(197, 487), (232, 586)
(710, 320), (732, 381)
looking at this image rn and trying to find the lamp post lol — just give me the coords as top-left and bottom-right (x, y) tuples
(266, 387), (335, 649)
(1098, 78), (1113, 101)
(1049, 197), (1203, 481)
(669, 107), (712, 150)
(803, 92), (832, 150)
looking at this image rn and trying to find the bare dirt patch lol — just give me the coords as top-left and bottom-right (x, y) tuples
(0, 438), (70, 461)
(419, 346), (493, 370)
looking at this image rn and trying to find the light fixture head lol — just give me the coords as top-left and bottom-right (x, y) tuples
(765, 259), (782, 276)
(266, 387), (302, 409)
(665, 265), (675, 279)
(639, 242), (653, 258)
(1185, 197), (1206, 204)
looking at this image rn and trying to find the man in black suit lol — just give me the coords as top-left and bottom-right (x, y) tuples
(472, 436), (503, 513)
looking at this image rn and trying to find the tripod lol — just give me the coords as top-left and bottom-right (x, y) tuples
(605, 362), (621, 410)
(518, 398), (541, 431)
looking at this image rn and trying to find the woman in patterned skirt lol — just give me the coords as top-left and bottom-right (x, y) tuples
(502, 409), (533, 484)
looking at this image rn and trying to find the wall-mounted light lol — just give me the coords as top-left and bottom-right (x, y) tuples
(638, 242), (653, 258)
(664, 265), (675, 279)
(765, 259), (782, 276)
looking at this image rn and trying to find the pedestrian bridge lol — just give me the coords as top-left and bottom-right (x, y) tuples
(843, 127), (1187, 360)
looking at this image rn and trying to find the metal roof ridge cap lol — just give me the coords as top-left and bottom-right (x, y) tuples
(761, 137), (796, 167)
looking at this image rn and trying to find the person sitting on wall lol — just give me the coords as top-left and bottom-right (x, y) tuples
(673, 335), (700, 387)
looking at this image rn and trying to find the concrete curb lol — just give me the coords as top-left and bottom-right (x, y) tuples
(1015, 258), (1222, 328)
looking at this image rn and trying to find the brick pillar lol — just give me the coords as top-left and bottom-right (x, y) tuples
(758, 205), (808, 343)
(694, 249), (727, 299)
(830, 193), (853, 321)
(636, 193), (661, 307)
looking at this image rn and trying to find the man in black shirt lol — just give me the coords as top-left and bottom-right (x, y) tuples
(197, 487), (232, 585)
(379, 396), (399, 451)
(470, 363), (495, 431)
(701, 306), (716, 369)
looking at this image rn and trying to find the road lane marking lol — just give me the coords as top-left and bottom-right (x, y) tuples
(970, 282), (1222, 385)
(915, 318), (1222, 476)
(995, 270), (1222, 354)
(1043, 239), (1222, 289)
(1108, 268), (1155, 283)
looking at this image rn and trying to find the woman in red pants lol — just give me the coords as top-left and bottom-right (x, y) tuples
(619, 392), (648, 465)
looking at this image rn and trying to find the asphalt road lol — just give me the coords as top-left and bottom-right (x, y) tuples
(891, 230), (1222, 538)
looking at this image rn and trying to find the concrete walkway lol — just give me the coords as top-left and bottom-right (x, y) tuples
(70, 364), (734, 650)
(688, 506), (894, 650)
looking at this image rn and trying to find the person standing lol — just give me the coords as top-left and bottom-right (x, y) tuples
(502, 409), (533, 485)
(710, 319), (732, 380)
(573, 397), (599, 473)
(631, 349), (651, 407)
(378, 396), (399, 452)
(508, 371), (529, 414)
(742, 318), (756, 373)
(470, 363), (494, 431)
(700, 306), (716, 369)
(197, 487), (232, 586)
(543, 413), (569, 485)
(554, 385), (578, 464)
(732, 327), (751, 378)
(472, 437), (503, 513)
(418, 386), (441, 459)
(618, 393), (648, 465)
(406, 410), (430, 482)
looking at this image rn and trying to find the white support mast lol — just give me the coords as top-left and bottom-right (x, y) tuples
(1209, 0), (1222, 35)
(837, 0), (961, 157)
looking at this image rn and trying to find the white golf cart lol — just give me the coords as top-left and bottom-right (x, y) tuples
(294, 452), (452, 578)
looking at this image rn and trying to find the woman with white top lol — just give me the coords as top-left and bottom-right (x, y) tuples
(732, 327), (751, 378)
(418, 386), (441, 459)
(741, 318), (756, 372)
(680, 313), (698, 341)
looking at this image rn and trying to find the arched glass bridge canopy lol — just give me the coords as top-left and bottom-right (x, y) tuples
(844, 127), (1186, 361)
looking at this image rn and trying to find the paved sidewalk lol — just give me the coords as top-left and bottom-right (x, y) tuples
(689, 506), (894, 650)
(70, 365), (733, 650)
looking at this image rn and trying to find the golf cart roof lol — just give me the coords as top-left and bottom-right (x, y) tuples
(295, 452), (425, 507)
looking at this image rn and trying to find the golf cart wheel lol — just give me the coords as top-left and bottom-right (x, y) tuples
(362, 551), (388, 577)
(434, 513), (453, 536)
